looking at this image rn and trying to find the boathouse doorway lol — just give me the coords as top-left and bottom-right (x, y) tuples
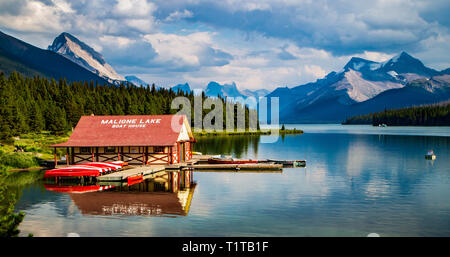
(179, 143), (186, 163)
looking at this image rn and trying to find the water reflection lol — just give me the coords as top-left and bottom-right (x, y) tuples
(194, 135), (260, 158)
(42, 170), (196, 217)
(11, 129), (450, 236)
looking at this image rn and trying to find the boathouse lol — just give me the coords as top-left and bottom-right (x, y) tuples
(51, 115), (195, 166)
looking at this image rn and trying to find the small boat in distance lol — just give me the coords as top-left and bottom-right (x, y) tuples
(378, 123), (387, 127)
(425, 150), (436, 160)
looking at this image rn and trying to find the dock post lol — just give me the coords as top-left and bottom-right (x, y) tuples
(66, 148), (69, 166)
(54, 147), (57, 168)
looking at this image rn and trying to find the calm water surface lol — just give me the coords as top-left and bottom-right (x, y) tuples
(13, 125), (450, 236)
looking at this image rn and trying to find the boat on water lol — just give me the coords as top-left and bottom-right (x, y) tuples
(207, 155), (305, 166)
(258, 159), (306, 167)
(425, 150), (436, 160)
(208, 155), (258, 164)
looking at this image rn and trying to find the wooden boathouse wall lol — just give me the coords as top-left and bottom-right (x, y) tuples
(70, 142), (193, 165)
(51, 115), (195, 167)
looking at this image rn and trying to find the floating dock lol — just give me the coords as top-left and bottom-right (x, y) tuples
(165, 163), (283, 171)
(45, 155), (303, 182)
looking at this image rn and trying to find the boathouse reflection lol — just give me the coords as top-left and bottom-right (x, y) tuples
(45, 170), (196, 217)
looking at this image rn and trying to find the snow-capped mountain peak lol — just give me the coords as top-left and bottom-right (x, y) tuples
(266, 51), (448, 123)
(48, 32), (125, 82)
(377, 51), (440, 77)
(343, 57), (377, 72)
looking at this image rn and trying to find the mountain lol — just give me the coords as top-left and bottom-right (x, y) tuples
(268, 51), (449, 123)
(125, 75), (148, 86)
(204, 81), (269, 99)
(171, 83), (191, 93)
(376, 51), (441, 78)
(0, 30), (110, 84)
(348, 75), (450, 116)
(48, 32), (125, 84)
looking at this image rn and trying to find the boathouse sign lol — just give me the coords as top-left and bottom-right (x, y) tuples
(100, 118), (162, 128)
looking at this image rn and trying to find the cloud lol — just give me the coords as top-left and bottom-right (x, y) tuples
(0, 0), (68, 33)
(0, 0), (448, 91)
(99, 36), (157, 67)
(143, 32), (233, 71)
(164, 9), (193, 22)
(152, 0), (449, 56)
(112, 0), (157, 18)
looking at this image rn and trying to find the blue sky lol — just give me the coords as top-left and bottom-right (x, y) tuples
(0, 0), (449, 90)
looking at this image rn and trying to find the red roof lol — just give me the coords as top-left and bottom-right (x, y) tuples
(51, 115), (192, 147)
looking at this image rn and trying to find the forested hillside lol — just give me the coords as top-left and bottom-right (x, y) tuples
(0, 72), (254, 141)
(342, 101), (450, 126)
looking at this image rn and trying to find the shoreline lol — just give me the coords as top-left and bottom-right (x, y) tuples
(193, 128), (304, 136)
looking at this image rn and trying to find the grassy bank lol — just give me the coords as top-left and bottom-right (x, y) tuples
(193, 128), (304, 136)
(0, 131), (70, 171)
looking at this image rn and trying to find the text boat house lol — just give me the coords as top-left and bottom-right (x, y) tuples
(51, 115), (195, 166)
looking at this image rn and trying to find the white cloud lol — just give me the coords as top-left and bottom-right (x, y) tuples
(303, 65), (327, 79)
(0, 0), (68, 33)
(113, 0), (157, 18)
(99, 35), (135, 48)
(165, 9), (194, 22)
(352, 51), (394, 63)
(0, 0), (448, 91)
(143, 32), (231, 70)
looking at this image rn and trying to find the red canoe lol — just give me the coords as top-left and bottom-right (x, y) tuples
(43, 161), (124, 178)
(43, 169), (101, 178)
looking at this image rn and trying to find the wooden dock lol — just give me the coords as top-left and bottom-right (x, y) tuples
(165, 163), (283, 171)
(193, 169), (282, 173)
(97, 165), (165, 182)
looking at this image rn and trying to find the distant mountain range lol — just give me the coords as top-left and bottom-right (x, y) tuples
(268, 51), (450, 123)
(203, 81), (270, 99)
(0, 31), (109, 84)
(1, 30), (449, 123)
(170, 81), (270, 100)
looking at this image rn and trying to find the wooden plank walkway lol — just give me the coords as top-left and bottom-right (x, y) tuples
(194, 169), (282, 173)
(97, 165), (165, 181)
(165, 163), (283, 171)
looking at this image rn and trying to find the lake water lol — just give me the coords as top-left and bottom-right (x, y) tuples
(12, 125), (450, 236)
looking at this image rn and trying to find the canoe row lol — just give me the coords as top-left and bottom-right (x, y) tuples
(43, 161), (127, 178)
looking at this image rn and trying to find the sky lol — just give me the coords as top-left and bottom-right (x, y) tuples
(0, 0), (449, 91)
